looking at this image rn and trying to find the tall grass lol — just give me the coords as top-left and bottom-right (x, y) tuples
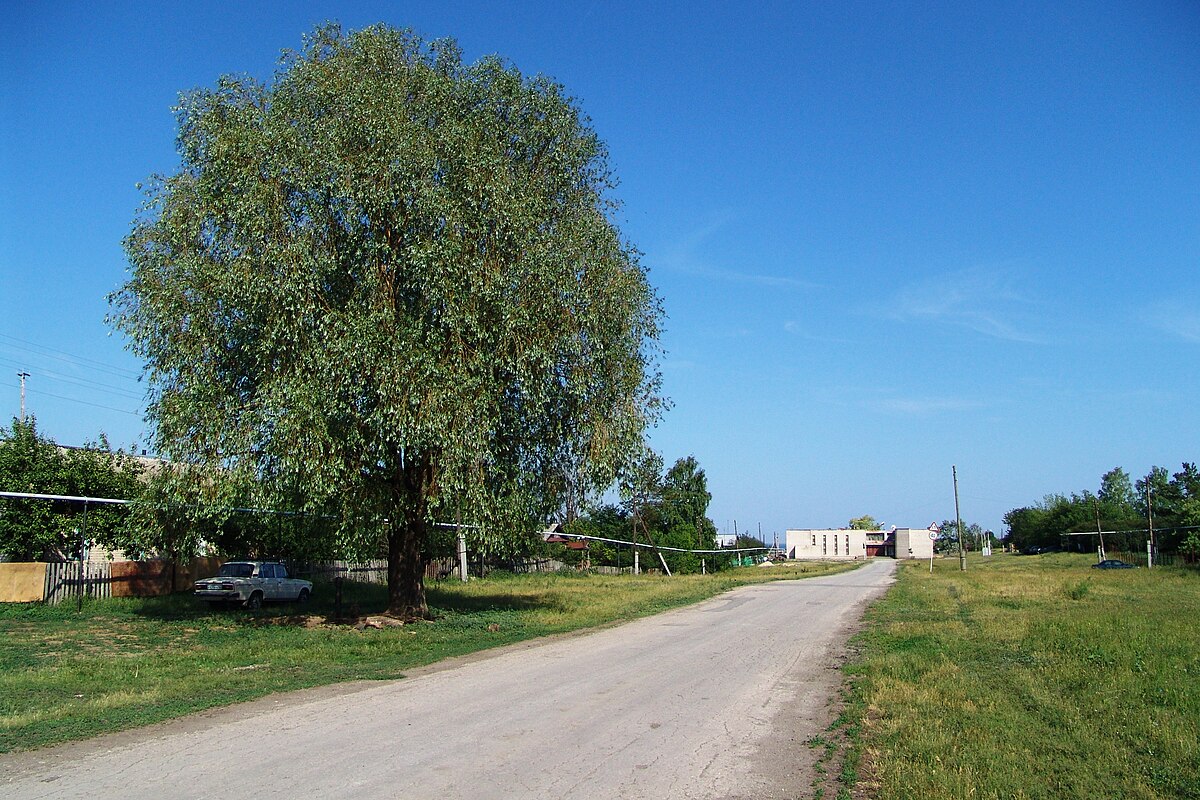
(0, 561), (851, 753)
(838, 553), (1200, 799)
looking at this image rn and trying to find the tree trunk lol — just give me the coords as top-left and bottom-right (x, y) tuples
(387, 515), (428, 618)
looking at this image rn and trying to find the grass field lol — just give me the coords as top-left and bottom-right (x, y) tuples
(834, 552), (1200, 800)
(0, 560), (854, 754)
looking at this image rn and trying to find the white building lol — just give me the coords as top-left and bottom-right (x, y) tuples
(785, 527), (934, 561)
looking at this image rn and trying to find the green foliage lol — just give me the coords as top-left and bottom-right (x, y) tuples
(565, 455), (720, 573)
(1098, 466), (1136, 511)
(109, 23), (663, 614)
(848, 515), (878, 530)
(0, 418), (144, 560)
(1005, 463), (1200, 553)
(935, 518), (986, 553)
(1180, 531), (1200, 563)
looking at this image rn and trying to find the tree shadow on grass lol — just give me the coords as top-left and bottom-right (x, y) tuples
(102, 578), (560, 624)
(425, 587), (555, 614)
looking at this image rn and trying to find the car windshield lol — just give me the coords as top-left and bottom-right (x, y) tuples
(217, 563), (255, 578)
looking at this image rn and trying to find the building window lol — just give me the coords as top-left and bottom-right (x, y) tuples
(822, 535), (827, 555)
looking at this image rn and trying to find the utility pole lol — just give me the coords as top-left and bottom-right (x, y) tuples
(632, 508), (640, 575)
(456, 501), (468, 582)
(1146, 483), (1155, 568)
(1092, 496), (1106, 562)
(953, 465), (966, 571)
(17, 371), (30, 422)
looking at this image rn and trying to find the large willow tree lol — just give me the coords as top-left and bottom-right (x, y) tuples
(111, 24), (663, 617)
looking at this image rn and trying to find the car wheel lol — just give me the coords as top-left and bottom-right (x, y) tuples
(296, 588), (310, 604)
(245, 592), (263, 610)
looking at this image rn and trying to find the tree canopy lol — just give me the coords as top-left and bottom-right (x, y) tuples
(848, 515), (879, 530)
(1004, 463), (1200, 553)
(0, 418), (144, 561)
(110, 24), (663, 616)
(564, 454), (718, 574)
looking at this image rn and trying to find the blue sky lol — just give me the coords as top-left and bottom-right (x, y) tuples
(2, 1), (1198, 542)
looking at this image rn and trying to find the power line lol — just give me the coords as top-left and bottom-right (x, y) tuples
(0, 333), (141, 380)
(1, 380), (141, 417)
(0, 357), (144, 401)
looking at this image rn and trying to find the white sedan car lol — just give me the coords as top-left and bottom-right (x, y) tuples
(194, 561), (312, 609)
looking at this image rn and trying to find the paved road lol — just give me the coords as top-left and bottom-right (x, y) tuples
(1, 559), (896, 800)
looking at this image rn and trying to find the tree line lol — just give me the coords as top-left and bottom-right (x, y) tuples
(556, 455), (743, 574)
(1004, 464), (1200, 556)
(0, 417), (345, 564)
(3, 418), (744, 575)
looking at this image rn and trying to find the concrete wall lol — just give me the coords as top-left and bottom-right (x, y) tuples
(895, 528), (934, 560)
(0, 562), (48, 602)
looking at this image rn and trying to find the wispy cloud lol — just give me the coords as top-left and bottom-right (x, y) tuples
(814, 385), (989, 415)
(886, 266), (1040, 343)
(782, 320), (856, 344)
(864, 396), (985, 415)
(1147, 299), (1200, 343)
(654, 213), (822, 290)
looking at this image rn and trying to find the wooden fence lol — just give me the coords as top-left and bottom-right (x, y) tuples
(44, 561), (112, 604)
(14, 553), (607, 604)
(39, 558), (223, 605)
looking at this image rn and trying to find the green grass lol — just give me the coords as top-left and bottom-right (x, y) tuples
(0, 560), (854, 753)
(837, 553), (1200, 800)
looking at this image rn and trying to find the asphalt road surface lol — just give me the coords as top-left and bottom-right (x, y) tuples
(2, 559), (896, 800)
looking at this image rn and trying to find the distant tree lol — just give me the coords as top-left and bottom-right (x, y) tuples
(848, 515), (879, 530)
(1098, 467), (1136, 510)
(0, 417), (144, 561)
(1005, 463), (1200, 554)
(1003, 506), (1046, 550)
(734, 534), (767, 548)
(1136, 467), (1175, 519)
(1172, 463), (1200, 500)
(110, 24), (663, 617)
(563, 503), (628, 566)
(658, 456), (717, 566)
(1180, 530), (1200, 564)
(936, 518), (984, 553)
(567, 454), (719, 574)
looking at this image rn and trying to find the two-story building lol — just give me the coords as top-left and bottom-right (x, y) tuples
(785, 526), (935, 561)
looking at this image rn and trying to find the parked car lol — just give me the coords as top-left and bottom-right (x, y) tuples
(1092, 559), (1136, 570)
(194, 561), (312, 608)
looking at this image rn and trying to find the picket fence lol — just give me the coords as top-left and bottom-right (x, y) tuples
(44, 561), (113, 605)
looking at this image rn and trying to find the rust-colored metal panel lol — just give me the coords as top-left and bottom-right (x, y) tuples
(179, 557), (223, 587)
(110, 560), (172, 597)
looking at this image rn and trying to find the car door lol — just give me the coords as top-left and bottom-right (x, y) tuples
(261, 563), (280, 600)
(274, 563), (296, 599)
